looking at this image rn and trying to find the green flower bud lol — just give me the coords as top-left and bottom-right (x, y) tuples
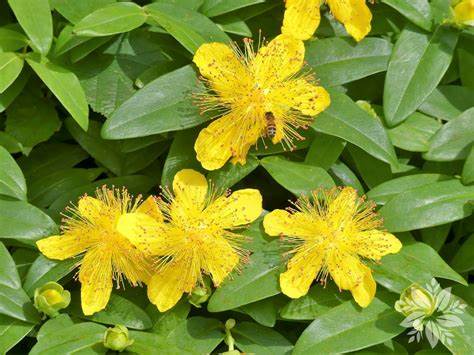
(188, 278), (212, 308)
(33, 282), (71, 317)
(356, 100), (378, 119)
(395, 284), (436, 317)
(103, 325), (134, 352)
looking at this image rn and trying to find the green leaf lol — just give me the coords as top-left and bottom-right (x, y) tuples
(8, 0), (53, 54)
(329, 161), (365, 193)
(51, 0), (116, 24)
(442, 301), (474, 354)
(161, 129), (203, 187)
(306, 37), (392, 87)
(0, 70), (30, 113)
(200, 0), (265, 17)
(0, 200), (58, 245)
(6, 93), (61, 150)
(305, 133), (346, 170)
(348, 145), (393, 189)
(373, 242), (467, 293)
(379, 179), (474, 232)
(419, 85), (474, 121)
(384, 25), (458, 126)
(74, 2), (147, 37)
(208, 155), (259, 191)
(70, 293), (152, 330)
(103, 66), (206, 139)
(0, 146), (26, 200)
(239, 296), (283, 327)
(0, 242), (40, 323)
(387, 112), (442, 152)
(208, 222), (283, 311)
(451, 234), (474, 273)
(312, 90), (398, 166)
(0, 53), (23, 93)
(0, 26), (28, 52)
(145, 3), (230, 53)
(293, 292), (404, 354)
(148, 299), (190, 335)
(381, 0), (432, 31)
(462, 146), (474, 185)
(280, 284), (351, 321)
(30, 322), (107, 355)
(261, 156), (335, 196)
(458, 37), (474, 89)
(23, 256), (75, 296)
(0, 314), (35, 354)
(233, 322), (293, 355)
(367, 174), (449, 205)
(424, 108), (474, 161)
(26, 54), (89, 130)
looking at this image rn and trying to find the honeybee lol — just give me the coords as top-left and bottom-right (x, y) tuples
(265, 112), (276, 138)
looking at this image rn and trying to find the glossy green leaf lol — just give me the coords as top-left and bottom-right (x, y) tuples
(102, 66), (206, 139)
(462, 146), (474, 185)
(145, 3), (230, 53)
(234, 322), (293, 355)
(74, 2), (147, 37)
(381, 0), (432, 31)
(306, 37), (392, 87)
(0, 200), (58, 244)
(0, 70), (30, 113)
(0, 26), (28, 52)
(200, 0), (265, 17)
(384, 25), (458, 126)
(312, 90), (398, 166)
(451, 234), (474, 273)
(8, 0), (53, 54)
(261, 156), (335, 195)
(387, 112), (442, 152)
(373, 242), (467, 293)
(380, 179), (474, 232)
(51, 0), (116, 24)
(30, 322), (107, 355)
(293, 293), (404, 354)
(424, 108), (474, 161)
(329, 161), (365, 193)
(239, 296), (281, 327)
(70, 293), (152, 330)
(23, 256), (75, 296)
(208, 155), (259, 191)
(0, 242), (40, 323)
(0, 146), (26, 200)
(0, 53), (23, 93)
(0, 314), (35, 354)
(458, 37), (474, 89)
(26, 54), (89, 130)
(367, 174), (449, 205)
(419, 85), (474, 121)
(305, 133), (346, 170)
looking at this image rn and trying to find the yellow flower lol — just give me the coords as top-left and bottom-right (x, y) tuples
(36, 187), (153, 316)
(263, 187), (401, 307)
(117, 169), (263, 312)
(453, 0), (474, 26)
(193, 34), (330, 171)
(282, 0), (373, 42)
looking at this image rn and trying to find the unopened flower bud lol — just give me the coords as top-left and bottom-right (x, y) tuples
(33, 282), (70, 317)
(103, 325), (134, 352)
(452, 0), (474, 27)
(395, 284), (436, 318)
(356, 100), (378, 119)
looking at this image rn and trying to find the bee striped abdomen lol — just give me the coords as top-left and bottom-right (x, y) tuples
(265, 112), (277, 138)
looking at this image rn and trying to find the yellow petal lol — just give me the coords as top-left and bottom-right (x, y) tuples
(36, 233), (94, 261)
(207, 189), (262, 228)
(327, 250), (365, 290)
(253, 34), (305, 87)
(195, 113), (261, 171)
(117, 212), (171, 256)
(352, 230), (402, 260)
(327, 187), (359, 229)
(280, 250), (323, 298)
(147, 258), (197, 312)
(351, 266), (376, 307)
(78, 196), (106, 221)
(201, 236), (240, 286)
(328, 0), (372, 42)
(282, 0), (322, 40)
(172, 169), (208, 209)
(269, 79), (331, 117)
(263, 209), (321, 239)
(454, 0), (474, 25)
(137, 196), (163, 222)
(193, 42), (252, 101)
(79, 247), (113, 315)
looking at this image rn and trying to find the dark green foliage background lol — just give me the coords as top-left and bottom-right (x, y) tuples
(0, 0), (473, 354)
